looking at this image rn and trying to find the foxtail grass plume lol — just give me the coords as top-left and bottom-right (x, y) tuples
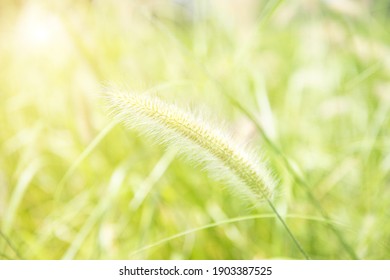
(104, 88), (276, 204)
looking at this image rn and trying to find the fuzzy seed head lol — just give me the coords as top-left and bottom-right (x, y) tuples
(104, 88), (276, 204)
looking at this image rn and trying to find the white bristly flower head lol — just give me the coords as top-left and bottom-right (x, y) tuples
(104, 87), (276, 204)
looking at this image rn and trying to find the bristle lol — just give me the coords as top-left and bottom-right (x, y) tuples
(104, 88), (275, 204)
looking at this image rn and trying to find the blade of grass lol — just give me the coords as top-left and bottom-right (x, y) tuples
(62, 162), (127, 259)
(4, 160), (40, 234)
(0, 251), (13, 260)
(130, 148), (176, 211)
(0, 230), (22, 259)
(55, 120), (118, 202)
(130, 213), (342, 257)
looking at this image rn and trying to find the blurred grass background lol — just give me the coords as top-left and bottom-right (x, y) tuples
(0, 0), (390, 259)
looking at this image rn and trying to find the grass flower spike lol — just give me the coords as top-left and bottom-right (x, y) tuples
(105, 88), (310, 259)
(104, 88), (276, 204)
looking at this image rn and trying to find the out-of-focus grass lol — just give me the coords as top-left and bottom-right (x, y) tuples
(0, 0), (389, 259)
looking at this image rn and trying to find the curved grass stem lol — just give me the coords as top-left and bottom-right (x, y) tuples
(224, 94), (358, 260)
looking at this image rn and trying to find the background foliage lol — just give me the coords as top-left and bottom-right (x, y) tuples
(1, 0), (390, 259)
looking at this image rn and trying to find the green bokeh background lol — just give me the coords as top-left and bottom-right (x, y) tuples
(0, 0), (389, 259)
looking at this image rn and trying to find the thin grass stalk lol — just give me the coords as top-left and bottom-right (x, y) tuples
(0, 230), (22, 260)
(224, 93), (359, 260)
